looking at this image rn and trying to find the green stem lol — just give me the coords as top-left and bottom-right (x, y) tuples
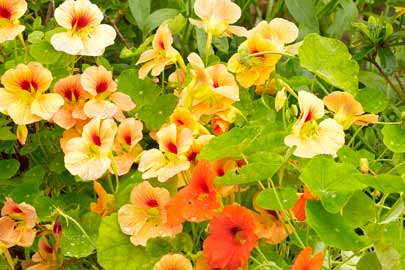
(348, 126), (363, 147)
(249, 50), (296, 59)
(205, 31), (213, 65)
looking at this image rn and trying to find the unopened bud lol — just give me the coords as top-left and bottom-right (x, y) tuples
(290, 104), (298, 117)
(275, 88), (287, 112)
(16, 125), (28, 145)
(53, 216), (62, 238)
(359, 158), (369, 174)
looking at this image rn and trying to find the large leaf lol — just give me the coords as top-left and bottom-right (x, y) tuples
(299, 33), (359, 93)
(357, 174), (405, 193)
(128, 0), (151, 31)
(96, 214), (154, 270)
(306, 200), (370, 250)
(0, 159), (19, 179)
(342, 191), (375, 227)
(382, 125), (405, 153)
(138, 94), (178, 130)
(356, 87), (388, 114)
(198, 127), (261, 161)
(327, 0), (358, 38)
(255, 187), (298, 211)
(300, 156), (366, 213)
(285, 0), (319, 32)
(144, 9), (179, 35)
(30, 41), (62, 64)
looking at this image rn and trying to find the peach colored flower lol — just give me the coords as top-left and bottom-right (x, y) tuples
(52, 74), (90, 129)
(185, 135), (214, 162)
(25, 236), (59, 270)
(153, 254), (193, 270)
(0, 0), (27, 43)
(81, 65), (135, 120)
(211, 115), (230, 135)
(64, 118), (117, 180)
(292, 247), (324, 270)
(170, 107), (198, 132)
(111, 118), (143, 175)
(189, 0), (247, 37)
(90, 181), (116, 217)
(0, 197), (37, 248)
(51, 0), (116, 56)
(0, 62), (64, 125)
(137, 25), (183, 79)
(323, 91), (378, 130)
(138, 124), (193, 182)
(284, 91), (345, 158)
(118, 181), (182, 246)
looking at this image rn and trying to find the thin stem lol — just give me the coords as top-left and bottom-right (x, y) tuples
(161, 69), (165, 94)
(109, 153), (120, 194)
(249, 50), (296, 59)
(105, 15), (131, 48)
(205, 31), (213, 65)
(348, 126), (363, 147)
(1, 245), (15, 270)
(376, 121), (402, 125)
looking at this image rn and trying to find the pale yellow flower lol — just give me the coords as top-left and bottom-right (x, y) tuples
(0, 0), (27, 43)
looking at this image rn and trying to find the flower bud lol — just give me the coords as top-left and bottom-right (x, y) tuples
(16, 125), (28, 145)
(275, 88), (287, 112)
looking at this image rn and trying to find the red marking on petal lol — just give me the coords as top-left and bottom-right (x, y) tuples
(124, 135), (132, 146)
(146, 199), (159, 207)
(71, 15), (90, 31)
(20, 80), (31, 91)
(0, 6), (11, 20)
(96, 81), (109, 94)
(304, 110), (313, 122)
(166, 142), (178, 154)
(92, 134), (102, 146)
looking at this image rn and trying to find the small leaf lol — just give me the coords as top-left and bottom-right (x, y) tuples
(382, 125), (405, 153)
(285, 0), (319, 32)
(30, 41), (62, 64)
(377, 47), (396, 75)
(306, 200), (370, 250)
(0, 159), (19, 179)
(138, 94), (178, 130)
(356, 87), (388, 114)
(256, 188), (298, 210)
(0, 126), (17, 140)
(358, 174), (405, 193)
(128, 0), (151, 31)
(299, 33), (359, 93)
(144, 9), (179, 35)
(342, 191), (375, 227)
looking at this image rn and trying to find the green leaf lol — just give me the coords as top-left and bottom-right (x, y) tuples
(300, 156), (366, 213)
(0, 159), (19, 179)
(61, 212), (100, 258)
(0, 127), (17, 140)
(358, 174), (405, 193)
(29, 41), (62, 64)
(212, 37), (229, 54)
(215, 152), (283, 186)
(375, 242), (401, 270)
(167, 14), (187, 34)
(382, 125), (405, 153)
(128, 0), (151, 31)
(299, 33), (359, 93)
(306, 200), (370, 250)
(356, 87), (388, 114)
(342, 191), (375, 227)
(198, 127), (261, 161)
(144, 9), (179, 35)
(116, 69), (160, 110)
(97, 214), (153, 270)
(327, 0), (358, 38)
(256, 188), (298, 210)
(357, 252), (382, 270)
(377, 47), (396, 75)
(285, 0), (319, 32)
(138, 94), (178, 130)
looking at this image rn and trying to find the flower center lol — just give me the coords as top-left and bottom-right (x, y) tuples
(96, 81), (109, 94)
(71, 15), (91, 31)
(216, 168), (225, 176)
(124, 135), (132, 146)
(64, 88), (81, 102)
(166, 142), (178, 154)
(92, 134), (102, 146)
(146, 199), (159, 207)
(230, 226), (245, 244)
(20, 80), (38, 92)
(0, 6), (11, 20)
(299, 121), (320, 139)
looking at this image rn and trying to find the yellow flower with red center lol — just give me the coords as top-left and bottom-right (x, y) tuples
(138, 124), (193, 182)
(137, 25), (183, 79)
(323, 91), (378, 130)
(189, 0), (247, 37)
(0, 62), (64, 125)
(118, 181), (182, 246)
(284, 91), (345, 158)
(0, 0), (27, 43)
(63, 118), (117, 180)
(51, 0), (116, 56)
(153, 254), (193, 270)
(81, 65), (135, 121)
(52, 74), (90, 129)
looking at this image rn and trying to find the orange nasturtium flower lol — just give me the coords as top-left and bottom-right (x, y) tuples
(189, 0), (247, 37)
(137, 24), (183, 79)
(292, 186), (319, 222)
(323, 91), (378, 130)
(291, 247), (324, 270)
(284, 91), (345, 158)
(153, 254), (193, 270)
(90, 181), (116, 217)
(81, 65), (135, 121)
(0, 197), (37, 248)
(52, 74), (90, 129)
(51, 0), (116, 56)
(0, 0), (27, 43)
(138, 124), (193, 182)
(0, 62), (64, 126)
(203, 205), (258, 269)
(63, 118), (117, 180)
(118, 181), (182, 246)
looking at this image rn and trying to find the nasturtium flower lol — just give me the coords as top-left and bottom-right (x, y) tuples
(211, 115), (230, 135)
(52, 74), (90, 129)
(137, 24), (183, 79)
(153, 254), (193, 270)
(24, 236), (59, 270)
(189, 0), (247, 37)
(291, 247), (324, 270)
(63, 118), (117, 180)
(0, 197), (37, 248)
(0, 62), (64, 125)
(0, 0), (27, 43)
(203, 205), (258, 269)
(118, 181), (182, 246)
(323, 91), (378, 130)
(82, 65), (135, 120)
(51, 0), (116, 56)
(170, 107), (198, 132)
(284, 91), (345, 158)
(293, 186), (318, 222)
(90, 181), (115, 217)
(138, 124), (193, 182)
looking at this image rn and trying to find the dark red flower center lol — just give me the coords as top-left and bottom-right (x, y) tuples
(216, 168), (225, 177)
(0, 6), (11, 20)
(12, 206), (23, 214)
(72, 15), (90, 31)
(176, 118), (184, 125)
(20, 80), (38, 91)
(304, 110), (313, 122)
(187, 151), (197, 161)
(146, 199), (159, 207)
(166, 142), (178, 154)
(96, 81), (109, 94)
(198, 179), (210, 193)
(92, 134), (102, 146)
(124, 135), (132, 146)
(64, 88), (81, 101)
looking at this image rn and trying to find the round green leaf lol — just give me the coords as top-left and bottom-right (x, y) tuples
(357, 252), (382, 270)
(256, 188), (298, 210)
(29, 40), (62, 64)
(382, 125), (405, 153)
(0, 159), (19, 179)
(356, 87), (388, 113)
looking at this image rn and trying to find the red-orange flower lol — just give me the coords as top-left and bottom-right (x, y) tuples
(166, 160), (220, 224)
(292, 186), (318, 222)
(203, 205), (257, 269)
(90, 181), (116, 217)
(291, 247), (324, 270)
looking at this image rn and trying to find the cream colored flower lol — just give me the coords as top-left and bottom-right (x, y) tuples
(189, 0), (247, 37)
(51, 0), (116, 56)
(284, 91), (345, 158)
(0, 0), (27, 43)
